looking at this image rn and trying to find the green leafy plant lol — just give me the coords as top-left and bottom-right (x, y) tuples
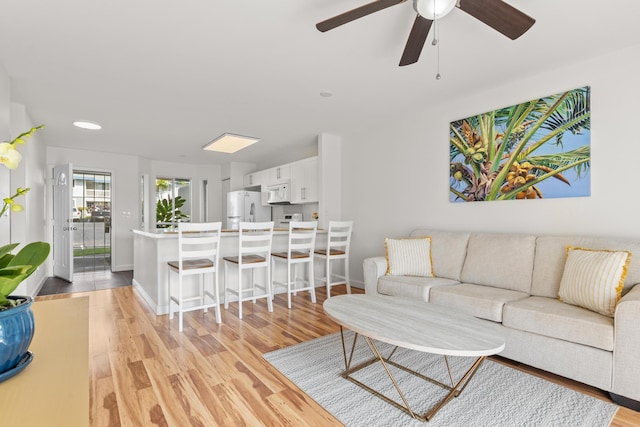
(156, 195), (189, 228)
(0, 242), (50, 308)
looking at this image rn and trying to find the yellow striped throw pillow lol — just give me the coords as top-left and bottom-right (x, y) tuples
(558, 246), (631, 317)
(385, 237), (433, 277)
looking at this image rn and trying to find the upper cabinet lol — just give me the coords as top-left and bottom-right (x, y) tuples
(267, 165), (290, 185)
(244, 156), (318, 204)
(243, 170), (267, 189)
(290, 157), (318, 204)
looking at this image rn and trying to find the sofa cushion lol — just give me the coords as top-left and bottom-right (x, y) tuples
(460, 233), (536, 293)
(503, 296), (614, 351)
(377, 275), (459, 302)
(429, 283), (529, 322)
(384, 237), (433, 277)
(558, 247), (631, 317)
(532, 235), (640, 298)
(409, 230), (470, 281)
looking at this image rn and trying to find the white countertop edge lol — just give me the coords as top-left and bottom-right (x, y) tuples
(132, 228), (326, 239)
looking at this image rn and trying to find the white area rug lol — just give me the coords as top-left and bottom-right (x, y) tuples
(263, 332), (618, 427)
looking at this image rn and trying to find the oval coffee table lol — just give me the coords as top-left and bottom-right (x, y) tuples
(323, 294), (505, 422)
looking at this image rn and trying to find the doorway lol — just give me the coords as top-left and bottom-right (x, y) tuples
(72, 171), (112, 273)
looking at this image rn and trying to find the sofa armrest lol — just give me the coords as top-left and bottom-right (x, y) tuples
(363, 256), (387, 295)
(612, 284), (640, 400)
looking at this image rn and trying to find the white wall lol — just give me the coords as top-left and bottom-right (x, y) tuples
(318, 133), (342, 230)
(222, 161), (255, 191)
(0, 65), (50, 296)
(201, 164), (223, 222)
(0, 65), (10, 246)
(10, 104), (48, 295)
(47, 147), (140, 271)
(342, 43), (640, 286)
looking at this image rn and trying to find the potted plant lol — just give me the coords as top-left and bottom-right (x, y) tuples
(156, 195), (189, 228)
(0, 125), (50, 382)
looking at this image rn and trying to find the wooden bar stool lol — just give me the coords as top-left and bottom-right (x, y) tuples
(271, 221), (318, 309)
(167, 222), (222, 332)
(223, 221), (274, 319)
(315, 220), (353, 298)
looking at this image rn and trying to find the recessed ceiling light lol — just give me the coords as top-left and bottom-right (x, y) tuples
(73, 120), (102, 130)
(202, 133), (260, 154)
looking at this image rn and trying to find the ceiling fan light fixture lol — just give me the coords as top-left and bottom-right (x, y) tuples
(413, 0), (457, 20)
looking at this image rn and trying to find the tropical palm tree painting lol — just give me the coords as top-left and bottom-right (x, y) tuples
(450, 86), (590, 202)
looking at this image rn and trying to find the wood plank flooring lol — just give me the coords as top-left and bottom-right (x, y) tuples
(36, 285), (640, 427)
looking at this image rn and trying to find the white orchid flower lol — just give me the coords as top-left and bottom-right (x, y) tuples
(0, 142), (22, 169)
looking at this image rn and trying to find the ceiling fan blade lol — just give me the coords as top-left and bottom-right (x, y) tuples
(458, 0), (535, 40)
(316, 0), (407, 32)
(399, 15), (432, 66)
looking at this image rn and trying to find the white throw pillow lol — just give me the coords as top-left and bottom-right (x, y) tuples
(558, 246), (631, 317)
(385, 237), (433, 277)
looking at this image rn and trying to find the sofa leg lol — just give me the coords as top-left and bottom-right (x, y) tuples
(610, 392), (640, 411)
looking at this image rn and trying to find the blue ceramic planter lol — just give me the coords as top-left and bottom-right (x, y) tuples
(0, 296), (35, 377)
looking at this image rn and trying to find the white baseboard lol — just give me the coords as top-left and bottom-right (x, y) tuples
(112, 264), (133, 272)
(350, 280), (364, 290)
(27, 274), (49, 298)
(132, 279), (168, 315)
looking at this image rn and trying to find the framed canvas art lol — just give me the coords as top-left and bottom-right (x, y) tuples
(449, 86), (591, 202)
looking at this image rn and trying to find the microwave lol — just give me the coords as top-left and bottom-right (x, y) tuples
(266, 183), (291, 204)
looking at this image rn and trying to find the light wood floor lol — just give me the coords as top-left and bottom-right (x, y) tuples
(36, 285), (639, 427)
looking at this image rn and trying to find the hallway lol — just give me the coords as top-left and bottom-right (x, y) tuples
(37, 270), (132, 296)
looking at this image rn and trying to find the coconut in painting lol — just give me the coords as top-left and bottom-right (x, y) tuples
(449, 86), (590, 202)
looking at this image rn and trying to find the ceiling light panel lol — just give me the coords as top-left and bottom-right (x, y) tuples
(203, 133), (260, 153)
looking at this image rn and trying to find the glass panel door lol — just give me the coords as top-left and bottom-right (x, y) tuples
(72, 171), (112, 272)
(155, 177), (191, 229)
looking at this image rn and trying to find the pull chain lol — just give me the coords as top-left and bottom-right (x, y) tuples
(432, 0), (441, 79)
(435, 32), (441, 80)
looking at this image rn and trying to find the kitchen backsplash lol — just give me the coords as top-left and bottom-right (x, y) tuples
(271, 202), (319, 222)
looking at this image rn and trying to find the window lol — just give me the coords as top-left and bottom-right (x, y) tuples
(156, 178), (191, 229)
(72, 171), (112, 272)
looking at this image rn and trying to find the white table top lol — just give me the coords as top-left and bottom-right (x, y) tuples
(323, 294), (505, 357)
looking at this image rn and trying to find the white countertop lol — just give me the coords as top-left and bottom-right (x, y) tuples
(132, 228), (326, 239)
(323, 294), (505, 357)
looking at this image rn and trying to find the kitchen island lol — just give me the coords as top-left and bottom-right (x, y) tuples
(132, 228), (327, 315)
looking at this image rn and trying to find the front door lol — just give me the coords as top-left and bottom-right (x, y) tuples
(53, 163), (73, 281)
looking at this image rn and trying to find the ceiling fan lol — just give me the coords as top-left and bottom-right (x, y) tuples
(316, 0), (535, 66)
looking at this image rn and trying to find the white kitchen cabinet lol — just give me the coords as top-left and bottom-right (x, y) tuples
(268, 165), (290, 185)
(290, 157), (318, 204)
(243, 170), (266, 189)
(244, 157), (316, 203)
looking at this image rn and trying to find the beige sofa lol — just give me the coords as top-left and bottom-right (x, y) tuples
(363, 229), (640, 409)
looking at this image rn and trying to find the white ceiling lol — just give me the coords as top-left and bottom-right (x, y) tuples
(1, 0), (639, 168)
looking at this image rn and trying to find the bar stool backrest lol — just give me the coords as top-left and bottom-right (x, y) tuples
(176, 222), (223, 273)
(326, 220), (353, 257)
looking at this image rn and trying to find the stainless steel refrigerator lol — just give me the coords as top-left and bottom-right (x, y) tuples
(225, 191), (271, 230)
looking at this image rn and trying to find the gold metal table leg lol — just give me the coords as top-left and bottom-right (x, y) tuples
(337, 327), (487, 422)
